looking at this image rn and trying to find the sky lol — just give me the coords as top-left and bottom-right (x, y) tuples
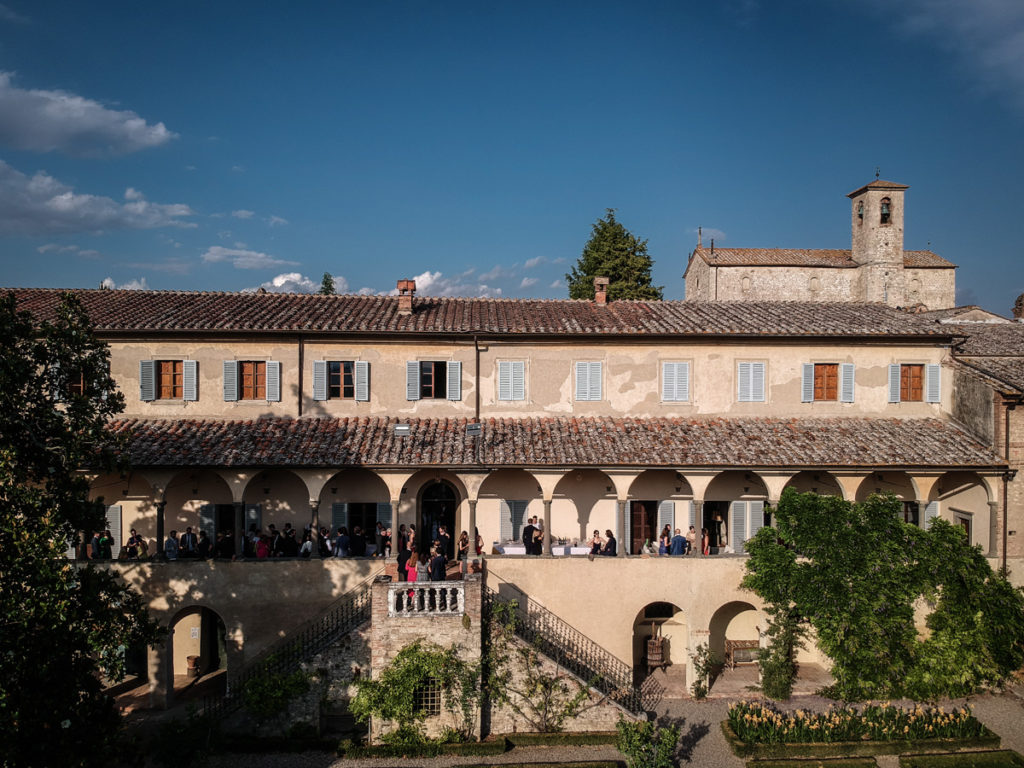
(0, 0), (1022, 312)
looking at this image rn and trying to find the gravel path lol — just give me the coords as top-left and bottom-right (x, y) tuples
(204, 685), (1024, 768)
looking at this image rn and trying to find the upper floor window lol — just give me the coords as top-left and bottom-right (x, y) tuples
(575, 361), (603, 402)
(736, 362), (765, 403)
(661, 361), (690, 402)
(406, 360), (461, 401)
(312, 360), (370, 401)
(139, 360), (197, 402)
(880, 197), (891, 225)
(801, 363), (855, 403)
(497, 360), (526, 401)
(888, 363), (940, 404)
(223, 360), (280, 402)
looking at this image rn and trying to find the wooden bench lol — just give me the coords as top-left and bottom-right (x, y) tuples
(724, 639), (759, 669)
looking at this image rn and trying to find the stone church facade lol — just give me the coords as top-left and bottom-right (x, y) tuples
(684, 179), (956, 310)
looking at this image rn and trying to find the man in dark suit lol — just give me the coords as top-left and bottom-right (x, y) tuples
(601, 529), (617, 556)
(521, 518), (536, 554)
(179, 526), (197, 558)
(429, 546), (446, 581)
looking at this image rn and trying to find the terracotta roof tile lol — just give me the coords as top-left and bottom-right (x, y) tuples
(7, 288), (953, 338)
(111, 416), (1002, 469)
(692, 246), (953, 269)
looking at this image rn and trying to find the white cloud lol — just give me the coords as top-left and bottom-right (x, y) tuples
(201, 245), (297, 270)
(0, 72), (175, 156)
(549, 279), (564, 289)
(37, 242), (78, 254)
(519, 277), (539, 289)
(267, 215), (288, 226)
(479, 264), (517, 282)
(101, 276), (148, 290)
(233, 241), (248, 249)
(0, 5), (29, 24)
(871, 0), (1024, 110)
(217, 230), (232, 240)
(691, 226), (727, 244)
(123, 257), (190, 275)
(246, 272), (349, 294)
(0, 159), (195, 235)
(524, 256), (544, 269)
(231, 209), (254, 219)
(77, 249), (100, 258)
(230, 165), (245, 173)
(184, 164), (196, 172)
(399, 269), (503, 298)
(124, 187), (144, 201)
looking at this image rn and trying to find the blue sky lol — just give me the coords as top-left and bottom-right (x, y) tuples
(0, 0), (1021, 312)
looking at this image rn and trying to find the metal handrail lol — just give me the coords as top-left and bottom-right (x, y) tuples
(202, 575), (375, 718)
(483, 585), (645, 714)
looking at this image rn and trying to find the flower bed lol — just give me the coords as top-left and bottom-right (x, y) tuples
(724, 701), (999, 759)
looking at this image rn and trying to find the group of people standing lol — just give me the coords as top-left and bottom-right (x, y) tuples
(655, 525), (709, 556)
(395, 524), (482, 583)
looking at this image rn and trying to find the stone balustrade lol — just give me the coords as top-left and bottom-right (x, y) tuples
(387, 582), (465, 616)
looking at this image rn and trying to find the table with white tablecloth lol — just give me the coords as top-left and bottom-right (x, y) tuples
(495, 543), (527, 555)
(551, 545), (592, 556)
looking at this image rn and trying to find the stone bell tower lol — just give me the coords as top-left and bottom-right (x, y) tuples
(848, 179), (908, 306)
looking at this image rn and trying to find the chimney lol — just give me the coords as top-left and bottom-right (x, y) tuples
(397, 279), (416, 314)
(593, 276), (609, 305)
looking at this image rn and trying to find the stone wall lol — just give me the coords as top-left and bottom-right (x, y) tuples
(953, 367), (996, 445)
(994, 401), (1024, 563)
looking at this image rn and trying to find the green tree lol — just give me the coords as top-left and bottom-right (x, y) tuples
(566, 209), (662, 301)
(0, 292), (162, 768)
(319, 272), (335, 295)
(742, 488), (1024, 702)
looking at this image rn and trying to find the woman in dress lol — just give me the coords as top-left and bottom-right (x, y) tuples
(474, 527), (483, 556)
(588, 529), (603, 556)
(457, 530), (470, 563)
(406, 551), (419, 582)
(701, 527), (710, 556)
(658, 525), (671, 556)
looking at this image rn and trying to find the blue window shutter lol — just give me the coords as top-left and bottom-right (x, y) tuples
(689, 500), (697, 528)
(623, 502), (631, 553)
(312, 360), (327, 401)
(801, 363), (815, 402)
(589, 362), (602, 401)
(377, 502), (392, 530)
(199, 504), (215, 536)
(406, 361), (420, 401)
(737, 362), (751, 402)
(657, 500), (674, 533)
(447, 360), (462, 400)
(752, 362), (765, 402)
(888, 364), (901, 403)
(511, 361), (525, 400)
(924, 501), (939, 528)
(730, 501), (747, 548)
(223, 361), (238, 402)
(662, 362), (676, 401)
(331, 502), (348, 532)
(106, 505), (122, 559)
(575, 362), (589, 401)
(749, 501), (764, 541)
(925, 364), (941, 403)
(183, 360), (198, 402)
(355, 361), (370, 402)
(678, 362), (690, 402)
(498, 361), (512, 401)
(840, 363), (855, 403)
(265, 361), (281, 402)
(499, 500), (513, 542)
(139, 360), (156, 401)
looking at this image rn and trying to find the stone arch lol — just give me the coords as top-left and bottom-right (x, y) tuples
(929, 471), (992, 549)
(164, 469), (233, 543)
(703, 471), (768, 553)
(401, 470), (469, 554)
(627, 470), (693, 554)
(319, 468), (390, 506)
(87, 472), (158, 557)
(164, 604), (228, 704)
(708, 600), (761, 662)
(632, 601), (688, 682)
(552, 469), (616, 544)
(241, 469), (310, 535)
(783, 471), (844, 499)
(854, 471), (918, 502)
(478, 469), (542, 551)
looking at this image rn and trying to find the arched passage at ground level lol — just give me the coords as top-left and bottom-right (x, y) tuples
(632, 602), (688, 680)
(154, 605), (229, 708)
(708, 601), (761, 664)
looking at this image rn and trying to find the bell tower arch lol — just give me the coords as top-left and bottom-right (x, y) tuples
(848, 179), (908, 306)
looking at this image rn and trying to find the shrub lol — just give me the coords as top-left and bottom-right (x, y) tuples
(690, 642), (720, 699)
(616, 717), (680, 768)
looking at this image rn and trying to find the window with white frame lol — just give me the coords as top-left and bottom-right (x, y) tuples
(736, 362), (766, 403)
(312, 360), (369, 401)
(223, 360), (281, 402)
(801, 363), (855, 403)
(406, 360), (461, 401)
(497, 360), (526, 401)
(575, 361), (602, 401)
(661, 361), (690, 402)
(888, 363), (940, 404)
(140, 360), (198, 402)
